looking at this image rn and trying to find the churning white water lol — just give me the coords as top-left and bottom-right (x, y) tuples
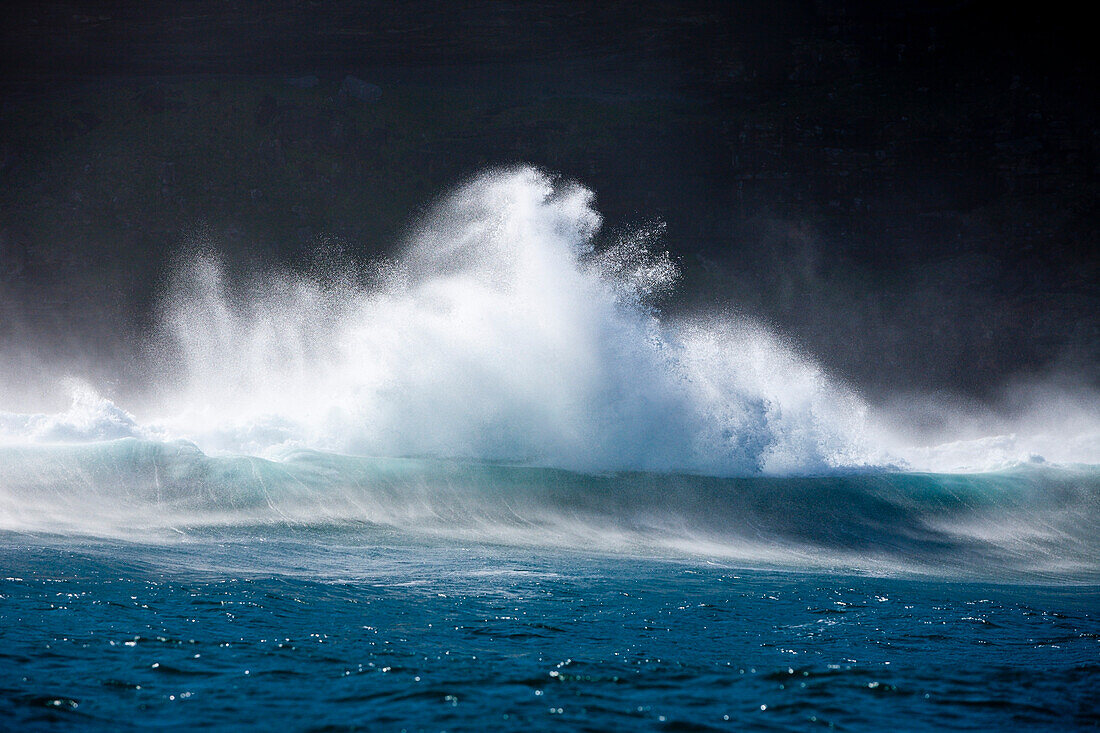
(2, 166), (1096, 474)
(149, 166), (871, 474)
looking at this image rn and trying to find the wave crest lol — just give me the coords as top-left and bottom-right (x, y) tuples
(148, 167), (871, 474)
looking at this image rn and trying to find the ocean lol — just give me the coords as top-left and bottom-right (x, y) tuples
(2, 519), (1098, 730)
(1, 167), (1097, 729)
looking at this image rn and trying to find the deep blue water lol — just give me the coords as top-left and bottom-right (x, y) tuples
(2, 529), (1097, 731)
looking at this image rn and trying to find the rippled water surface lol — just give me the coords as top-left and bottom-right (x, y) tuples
(2, 530), (1097, 731)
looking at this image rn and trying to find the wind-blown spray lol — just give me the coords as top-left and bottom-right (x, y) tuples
(152, 167), (869, 474)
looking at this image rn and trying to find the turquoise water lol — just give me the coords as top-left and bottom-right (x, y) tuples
(2, 440), (1098, 581)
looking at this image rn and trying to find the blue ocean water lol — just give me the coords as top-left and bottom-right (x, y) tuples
(1, 527), (1097, 731)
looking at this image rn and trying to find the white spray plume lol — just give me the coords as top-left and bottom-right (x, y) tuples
(151, 167), (871, 474)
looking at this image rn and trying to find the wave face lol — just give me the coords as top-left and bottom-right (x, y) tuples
(1, 439), (1097, 582)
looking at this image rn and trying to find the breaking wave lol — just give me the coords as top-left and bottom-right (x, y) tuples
(5, 166), (880, 474)
(1, 166), (1097, 579)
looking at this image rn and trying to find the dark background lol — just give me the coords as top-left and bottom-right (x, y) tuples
(1, 1), (1096, 414)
